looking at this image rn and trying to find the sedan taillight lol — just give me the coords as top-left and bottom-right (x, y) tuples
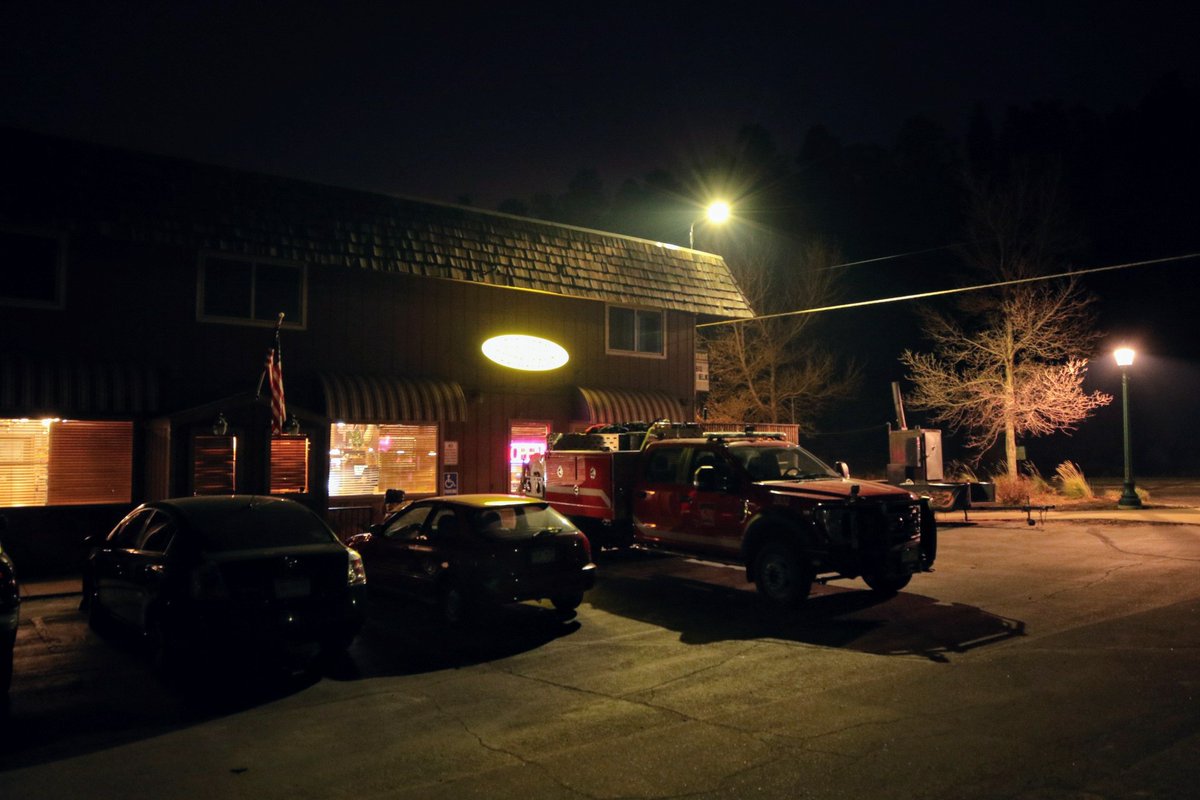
(347, 549), (367, 586)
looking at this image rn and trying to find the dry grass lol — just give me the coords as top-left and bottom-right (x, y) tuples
(1054, 461), (1094, 499)
(991, 463), (1055, 505)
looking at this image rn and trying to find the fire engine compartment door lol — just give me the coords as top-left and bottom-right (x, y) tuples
(544, 452), (617, 521)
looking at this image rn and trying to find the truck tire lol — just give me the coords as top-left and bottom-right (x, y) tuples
(862, 568), (913, 595)
(753, 539), (812, 607)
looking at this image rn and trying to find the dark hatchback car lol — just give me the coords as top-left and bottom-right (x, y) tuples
(82, 496), (367, 669)
(348, 494), (595, 624)
(1, 517), (18, 695)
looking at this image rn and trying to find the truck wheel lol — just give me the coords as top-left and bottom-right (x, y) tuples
(862, 569), (913, 595)
(753, 540), (812, 607)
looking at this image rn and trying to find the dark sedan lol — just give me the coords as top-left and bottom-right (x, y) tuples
(348, 494), (595, 624)
(1, 516), (18, 695)
(83, 495), (367, 670)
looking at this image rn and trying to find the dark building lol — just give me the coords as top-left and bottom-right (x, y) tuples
(0, 129), (753, 575)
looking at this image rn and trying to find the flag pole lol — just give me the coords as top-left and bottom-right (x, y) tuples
(255, 312), (285, 398)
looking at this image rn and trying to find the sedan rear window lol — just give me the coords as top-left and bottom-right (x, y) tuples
(184, 501), (339, 551)
(470, 504), (579, 540)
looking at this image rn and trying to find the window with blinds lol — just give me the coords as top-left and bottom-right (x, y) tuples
(329, 423), (438, 497)
(0, 419), (132, 507)
(193, 435), (237, 495)
(270, 435), (308, 494)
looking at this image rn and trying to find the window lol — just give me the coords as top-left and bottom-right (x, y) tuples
(329, 423), (438, 497)
(193, 435), (237, 495)
(0, 229), (64, 308)
(607, 305), (664, 356)
(383, 504), (433, 539)
(0, 419), (132, 507)
(270, 435), (309, 494)
(198, 255), (305, 327)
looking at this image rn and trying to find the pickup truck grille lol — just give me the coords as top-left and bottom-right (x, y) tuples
(820, 502), (920, 547)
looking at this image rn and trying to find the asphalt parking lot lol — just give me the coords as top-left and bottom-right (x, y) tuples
(3, 516), (1200, 799)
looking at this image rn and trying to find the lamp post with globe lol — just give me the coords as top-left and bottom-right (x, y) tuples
(1114, 347), (1143, 508)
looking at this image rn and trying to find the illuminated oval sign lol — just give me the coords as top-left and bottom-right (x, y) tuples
(482, 335), (569, 371)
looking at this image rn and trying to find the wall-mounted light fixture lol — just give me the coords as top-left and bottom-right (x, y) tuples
(212, 412), (229, 436)
(482, 335), (569, 371)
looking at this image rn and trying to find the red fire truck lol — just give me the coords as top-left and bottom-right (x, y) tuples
(526, 421), (935, 605)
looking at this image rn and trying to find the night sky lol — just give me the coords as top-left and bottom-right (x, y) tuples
(4, 1), (1199, 474)
(3, 2), (1193, 207)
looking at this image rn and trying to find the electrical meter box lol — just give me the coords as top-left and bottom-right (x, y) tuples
(887, 428), (944, 484)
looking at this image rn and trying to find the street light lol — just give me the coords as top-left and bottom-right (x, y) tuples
(689, 201), (731, 249)
(1114, 347), (1142, 508)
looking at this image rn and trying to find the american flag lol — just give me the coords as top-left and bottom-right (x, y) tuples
(264, 315), (287, 435)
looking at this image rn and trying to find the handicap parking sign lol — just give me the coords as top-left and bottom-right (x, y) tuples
(443, 471), (459, 495)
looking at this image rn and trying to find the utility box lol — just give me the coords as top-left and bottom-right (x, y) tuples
(887, 428), (944, 483)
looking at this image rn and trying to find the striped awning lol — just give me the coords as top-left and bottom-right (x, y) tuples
(319, 374), (468, 423)
(577, 386), (686, 425)
(0, 356), (161, 415)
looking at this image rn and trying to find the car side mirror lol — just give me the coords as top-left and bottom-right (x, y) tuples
(694, 464), (729, 492)
(834, 461), (850, 479)
(347, 531), (374, 548)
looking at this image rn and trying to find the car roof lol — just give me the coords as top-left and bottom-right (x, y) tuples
(147, 495), (301, 513)
(410, 494), (546, 509)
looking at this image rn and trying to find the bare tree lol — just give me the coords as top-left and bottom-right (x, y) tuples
(702, 236), (859, 430)
(900, 167), (1111, 474)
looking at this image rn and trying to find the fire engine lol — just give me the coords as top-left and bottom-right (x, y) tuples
(525, 421), (935, 606)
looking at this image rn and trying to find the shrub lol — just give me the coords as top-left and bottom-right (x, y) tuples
(990, 462), (1053, 505)
(1054, 461), (1094, 499)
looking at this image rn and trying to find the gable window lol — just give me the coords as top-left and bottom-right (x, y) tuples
(607, 305), (665, 357)
(0, 229), (64, 308)
(198, 255), (305, 327)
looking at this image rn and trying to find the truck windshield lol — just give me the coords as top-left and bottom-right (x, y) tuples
(731, 445), (836, 481)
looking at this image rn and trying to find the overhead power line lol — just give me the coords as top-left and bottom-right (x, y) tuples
(821, 243), (963, 271)
(698, 252), (1200, 329)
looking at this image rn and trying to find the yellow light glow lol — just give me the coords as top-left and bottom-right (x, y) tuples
(706, 201), (731, 224)
(1114, 347), (1136, 367)
(482, 335), (569, 371)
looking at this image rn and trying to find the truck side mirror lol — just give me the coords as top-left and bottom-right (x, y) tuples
(694, 464), (728, 492)
(834, 461), (850, 479)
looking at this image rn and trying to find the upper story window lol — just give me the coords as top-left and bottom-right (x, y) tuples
(198, 255), (306, 327)
(607, 305), (665, 357)
(0, 228), (65, 309)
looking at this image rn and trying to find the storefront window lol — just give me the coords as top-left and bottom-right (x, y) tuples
(0, 419), (133, 507)
(509, 421), (550, 492)
(329, 423), (438, 497)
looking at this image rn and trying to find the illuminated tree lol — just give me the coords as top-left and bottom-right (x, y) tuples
(900, 167), (1111, 474)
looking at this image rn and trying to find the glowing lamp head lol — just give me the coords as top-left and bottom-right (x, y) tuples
(1114, 347), (1136, 367)
(482, 335), (569, 371)
(705, 201), (731, 224)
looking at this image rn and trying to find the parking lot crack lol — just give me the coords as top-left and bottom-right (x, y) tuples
(419, 689), (602, 799)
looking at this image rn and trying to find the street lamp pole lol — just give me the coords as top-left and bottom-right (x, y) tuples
(1114, 347), (1142, 508)
(689, 200), (731, 249)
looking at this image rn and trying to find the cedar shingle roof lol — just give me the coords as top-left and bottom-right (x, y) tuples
(1, 128), (753, 319)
